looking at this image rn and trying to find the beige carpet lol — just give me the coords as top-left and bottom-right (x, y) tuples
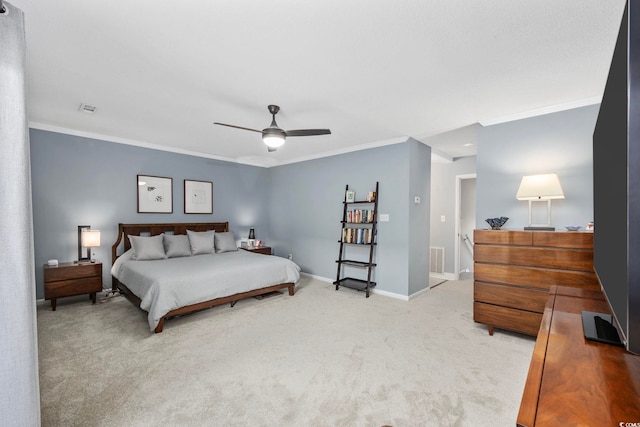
(37, 276), (535, 426)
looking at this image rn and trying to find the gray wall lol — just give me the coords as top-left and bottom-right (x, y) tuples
(30, 129), (269, 299)
(31, 130), (432, 299)
(267, 139), (430, 297)
(477, 105), (599, 230)
(460, 177), (476, 274)
(430, 156), (477, 275)
(407, 140), (431, 295)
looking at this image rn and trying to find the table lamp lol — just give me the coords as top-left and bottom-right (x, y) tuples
(516, 173), (565, 230)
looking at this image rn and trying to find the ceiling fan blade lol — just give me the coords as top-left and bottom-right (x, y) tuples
(285, 129), (332, 137)
(213, 122), (262, 133)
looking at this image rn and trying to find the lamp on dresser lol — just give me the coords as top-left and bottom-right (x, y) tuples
(78, 226), (101, 263)
(516, 173), (565, 231)
(247, 227), (256, 248)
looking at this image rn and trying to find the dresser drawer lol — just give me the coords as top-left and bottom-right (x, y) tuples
(474, 263), (600, 291)
(44, 263), (102, 281)
(474, 230), (532, 246)
(532, 231), (593, 249)
(474, 245), (594, 272)
(474, 281), (548, 313)
(45, 277), (102, 299)
(474, 302), (543, 336)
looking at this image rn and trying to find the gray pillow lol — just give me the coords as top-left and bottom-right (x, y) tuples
(129, 234), (166, 261)
(187, 229), (215, 255)
(163, 234), (192, 258)
(215, 231), (238, 253)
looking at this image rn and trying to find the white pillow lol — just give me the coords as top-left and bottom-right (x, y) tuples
(129, 234), (166, 261)
(215, 231), (238, 253)
(187, 230), (215, 255)
(163, 234), (192, 258)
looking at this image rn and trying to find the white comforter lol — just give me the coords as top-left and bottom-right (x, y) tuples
(111, 250), (300, 331)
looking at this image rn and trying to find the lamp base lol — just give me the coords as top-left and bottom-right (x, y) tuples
(524, 226), (555, 231)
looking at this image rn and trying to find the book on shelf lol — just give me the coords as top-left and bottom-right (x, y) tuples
(346, 209), (374, 224)
(341, 227), (374, 244)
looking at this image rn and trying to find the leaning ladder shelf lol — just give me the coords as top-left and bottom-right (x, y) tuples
(334, 182), (379, 298)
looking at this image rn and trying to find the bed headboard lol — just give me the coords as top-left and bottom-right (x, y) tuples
(111, 222), (229, 265)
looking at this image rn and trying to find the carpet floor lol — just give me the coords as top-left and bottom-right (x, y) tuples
(37, 276), (535, 426)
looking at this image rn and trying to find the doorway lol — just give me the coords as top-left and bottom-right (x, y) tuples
(454, 174), (476, 280)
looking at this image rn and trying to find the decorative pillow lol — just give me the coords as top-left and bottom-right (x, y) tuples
(163, 234), (192, 258)
(215, 231), (238, 253)
(129, 234), (166, 261)
(187, 230), (215, 255)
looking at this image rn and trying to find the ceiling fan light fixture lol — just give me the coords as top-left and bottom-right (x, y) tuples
(262, 128), (286, 148)
(214, 104), (330, 152)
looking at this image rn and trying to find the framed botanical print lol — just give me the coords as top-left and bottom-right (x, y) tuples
(345, 191), (355, 203)
(137, 175), (173, 213)
(184, 179), (213, 214)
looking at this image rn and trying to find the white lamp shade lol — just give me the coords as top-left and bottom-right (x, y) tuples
(81, 229), (101, 247)
(516, 173), (565, 201)
(262, 127), (286, 148)
(263, 135), (285, 148)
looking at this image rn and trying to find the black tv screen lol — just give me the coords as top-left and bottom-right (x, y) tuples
(593, 0), (640, 355)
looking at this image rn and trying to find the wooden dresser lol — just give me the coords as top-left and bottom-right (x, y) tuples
(474, 230), (599, 336)
(44, 262), (102, 311)
(517, 286), (640, 426)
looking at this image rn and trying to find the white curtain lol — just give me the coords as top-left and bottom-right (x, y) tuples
(0, 2), (41, 425)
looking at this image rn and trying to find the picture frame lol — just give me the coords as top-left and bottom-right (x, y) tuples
(184, 179), (213, 214)
(137, 175), (173, 213)
(345, 191), (355, 203)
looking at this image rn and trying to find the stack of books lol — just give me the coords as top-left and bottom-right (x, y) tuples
(342, 228), (373, 244)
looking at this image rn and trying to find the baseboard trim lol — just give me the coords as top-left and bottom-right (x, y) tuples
(408, 285), (430, 301)
(300, 272), (334, 283)
(430, 272), (457, 281)
(373, 288), (409, 301)
(300, 272), (409, 300)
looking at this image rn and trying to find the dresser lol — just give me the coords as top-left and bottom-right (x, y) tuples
(517, 286), (640, 426)
(473, 230), (599, 336)
(44, 262), (103, 310)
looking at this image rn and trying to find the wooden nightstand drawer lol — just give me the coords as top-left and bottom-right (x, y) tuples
(45, 263), (101, 281)
(241, 246), (272, 255)
(44, 262), (103, 310)
(45, 277), (102, 299)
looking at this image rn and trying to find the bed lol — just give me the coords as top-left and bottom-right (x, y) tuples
(110, 222), (299, 333)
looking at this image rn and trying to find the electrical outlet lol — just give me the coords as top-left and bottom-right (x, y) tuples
(441, 215), (446, 222)
(379, 214), (390, 222)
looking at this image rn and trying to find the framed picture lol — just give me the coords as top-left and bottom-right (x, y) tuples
(137, 175), (173, 213)
(184, 179), (213, 214)
(345, 191), (355, 203)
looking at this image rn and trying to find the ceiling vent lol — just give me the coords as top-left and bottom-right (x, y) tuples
(78, 103), (97, 114)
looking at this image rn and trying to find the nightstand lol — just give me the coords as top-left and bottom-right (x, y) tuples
(241, 246), (272, 255)
(44, 262), (103, 311)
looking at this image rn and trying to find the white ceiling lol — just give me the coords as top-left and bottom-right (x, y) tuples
(11, 0), (626, 167)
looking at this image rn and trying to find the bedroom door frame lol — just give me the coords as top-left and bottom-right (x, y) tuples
(454, 173), (476, 281)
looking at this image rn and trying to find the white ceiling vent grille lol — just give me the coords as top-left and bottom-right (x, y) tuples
(78, 103), (96, 114)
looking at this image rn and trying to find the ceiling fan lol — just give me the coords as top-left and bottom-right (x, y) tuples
(214, 105), (331, 152)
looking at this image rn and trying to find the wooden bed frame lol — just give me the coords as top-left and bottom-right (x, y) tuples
(111, 222), (295, 333)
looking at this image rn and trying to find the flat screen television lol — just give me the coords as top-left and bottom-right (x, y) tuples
(592, 0), (640, 355)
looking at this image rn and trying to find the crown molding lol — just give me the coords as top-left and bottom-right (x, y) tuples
(478, 96), (601, 127)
